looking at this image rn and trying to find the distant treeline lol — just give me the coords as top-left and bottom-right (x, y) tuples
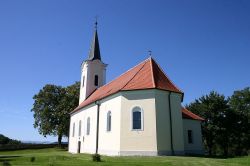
(0, 134), (68, 151)
(0, 144), (66, 151)
(0, 134), (21, 145)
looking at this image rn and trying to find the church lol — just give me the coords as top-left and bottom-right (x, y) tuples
(68, 24), (204, 156)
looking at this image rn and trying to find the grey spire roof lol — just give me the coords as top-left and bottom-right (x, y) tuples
(88, 28), (101, 61)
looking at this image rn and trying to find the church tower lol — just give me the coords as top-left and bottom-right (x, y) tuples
(79, 22), (107, 104)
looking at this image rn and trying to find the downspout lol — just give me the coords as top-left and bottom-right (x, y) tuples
(95, 100), (101, 154)
(68, 114), (71, 151)
(168, 92), (174, 155)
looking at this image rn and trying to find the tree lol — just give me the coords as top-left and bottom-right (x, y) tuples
(31, 82), (80, 146)
(0, 134), (10, 144)
(215, 106), (237, 157)
(229, 87), (250, 155)
(187, 91), (231, 156)
(57, 82), (80, 145)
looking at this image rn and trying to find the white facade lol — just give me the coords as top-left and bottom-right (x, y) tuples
(69, 93), (121, 155)
(79, 59), (107, 104)
(69, 89), (204, 156)
(183, 119), (204, 154)
(69, 26), (203, 156)
(154, 90), (185, 155)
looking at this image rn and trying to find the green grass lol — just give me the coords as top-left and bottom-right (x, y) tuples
(0, 148), (249, 166)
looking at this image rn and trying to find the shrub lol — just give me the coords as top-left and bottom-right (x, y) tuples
(2, 161), (11, 166)
(30, 156), (35, 162)
(92, 153), (101, 162)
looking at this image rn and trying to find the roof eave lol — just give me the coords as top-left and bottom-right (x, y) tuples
(71, 88), (184, 114)
(183, 117), (204, 121)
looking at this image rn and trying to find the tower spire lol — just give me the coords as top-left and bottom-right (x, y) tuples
(88, 20), (101, 61)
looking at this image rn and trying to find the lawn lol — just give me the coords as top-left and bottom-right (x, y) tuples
(0, 148), (249, 166)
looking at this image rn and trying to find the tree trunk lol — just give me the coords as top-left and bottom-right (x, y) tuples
(206, 131), (213, 156)
(207, 138), (213, 156)
(222, 134), (229, 157)
(236, 139), (242, 156)
(208, 146), (212, 156)
(223, 146), (228, 157)
(58, 134), (62, 148)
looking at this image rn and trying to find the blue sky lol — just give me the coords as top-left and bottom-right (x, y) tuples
(0, 0), (249, 142)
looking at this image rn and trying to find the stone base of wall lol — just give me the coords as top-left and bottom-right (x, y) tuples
(119, 151), (158, 156)
(119, 150), (185, 156)
(69, 149), (190, 156)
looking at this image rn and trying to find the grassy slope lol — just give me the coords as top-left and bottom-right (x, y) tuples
(0, 148), (249, 166)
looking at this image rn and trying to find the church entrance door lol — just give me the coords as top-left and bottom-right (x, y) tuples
(77, 141), (81, 153)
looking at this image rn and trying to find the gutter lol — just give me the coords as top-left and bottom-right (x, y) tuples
(168, 92), (174, 155)
(71, 89), (184, 115)
(68, 116), (71, 151)
(95, 100), (101, 154)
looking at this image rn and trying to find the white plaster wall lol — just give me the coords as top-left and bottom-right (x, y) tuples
(79, 59), (107, 103)
(69, 94), (121, 155)
(183, 119), (204, 154)
(120, 90), (158, 156)
(69, 89), (190, 156)
(69, 104), (97, 154)
(68, 118), (76, 153)
(98, 94), (121, 155)
(169, 92), (185, 154)
(154, 90), (184, 155)
(154, 90), (171, 154)
(79, 62), (88, 104)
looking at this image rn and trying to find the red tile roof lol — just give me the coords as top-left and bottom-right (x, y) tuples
(181, 107), (204, 121)
(71, 57), (183, 114)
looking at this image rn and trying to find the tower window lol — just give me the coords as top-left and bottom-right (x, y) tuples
(94, 75), (98, 86)
(82, 76), (85, 87)
(188, 130), (193, 144)
(107, 111), (111, 132)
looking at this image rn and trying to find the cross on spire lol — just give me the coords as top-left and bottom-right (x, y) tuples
(95, 16), (98, 29)
(148, 50), (152, 56)
(88, 19), (101, 61)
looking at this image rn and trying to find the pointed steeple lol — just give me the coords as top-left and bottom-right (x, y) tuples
(88, 21), (101, 61)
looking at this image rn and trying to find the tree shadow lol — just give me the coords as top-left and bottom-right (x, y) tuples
(184, 154), (235, 159)
(0, 155), (20, 162)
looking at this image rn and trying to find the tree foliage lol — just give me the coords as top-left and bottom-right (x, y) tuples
(0, 134), (10, 145)
(187, 91), (231, 156)
(229, 87), (250, 155)
(0, 134), (21, 145)
(31, 82), (80, 146)
(187, 88), (250, 156)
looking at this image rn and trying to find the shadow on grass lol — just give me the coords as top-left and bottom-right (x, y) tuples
(55, 147), (68, 151)
(2, 161), (12, 166)
(183, 154), (235, 159)
(0, 155), (20, 162)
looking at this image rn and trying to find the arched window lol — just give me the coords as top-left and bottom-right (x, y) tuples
(78, 120), (82, 136)
(94, 75), (98, 86)
(82, 76), (85, 87)
(72, 123), (75, 137)
(107, 111), (111, 132)
(86, 117), (90, 135)
(132, 107), (143, 130)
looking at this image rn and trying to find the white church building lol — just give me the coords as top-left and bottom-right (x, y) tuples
(68, 24), (204, 156)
